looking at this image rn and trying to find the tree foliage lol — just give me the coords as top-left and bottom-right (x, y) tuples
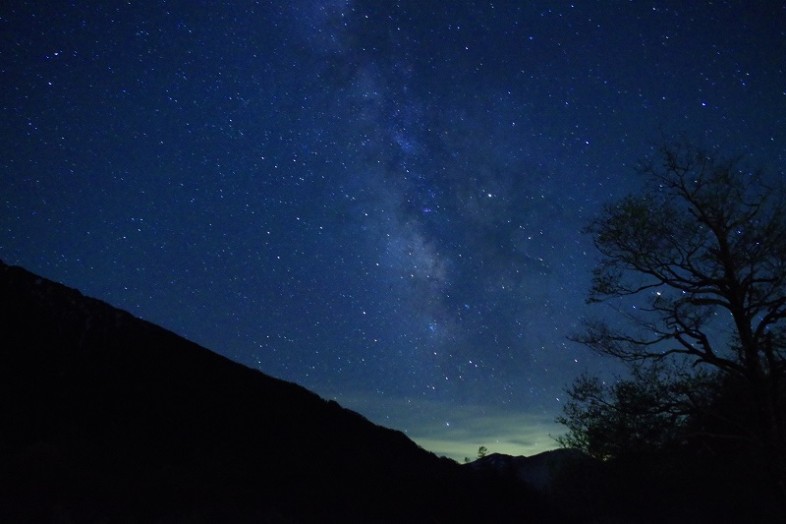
(556, 364), (717, 460)
(561, 142), (786, 488)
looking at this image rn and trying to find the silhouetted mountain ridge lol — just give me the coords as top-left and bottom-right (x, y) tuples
(468, 449), (601, 493)
(0, 260), (544, 522)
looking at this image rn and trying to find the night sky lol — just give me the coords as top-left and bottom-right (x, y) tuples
(2, 1), (785, 461)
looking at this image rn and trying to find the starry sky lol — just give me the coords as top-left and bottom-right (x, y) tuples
(2, 1), (785, 461)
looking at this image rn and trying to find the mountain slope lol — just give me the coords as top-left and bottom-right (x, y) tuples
(0, 260), (544, 522)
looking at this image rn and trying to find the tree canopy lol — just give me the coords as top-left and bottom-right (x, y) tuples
(560, 142), (786, 494)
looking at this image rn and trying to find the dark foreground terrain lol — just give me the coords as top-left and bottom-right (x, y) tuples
(3, 259), (783, 523)
(0, 260), (551, 523)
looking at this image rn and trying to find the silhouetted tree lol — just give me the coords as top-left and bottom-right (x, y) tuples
(561, 142), (786, 493)
(557, 364), (717, 459)
(464, 445), (488, 463)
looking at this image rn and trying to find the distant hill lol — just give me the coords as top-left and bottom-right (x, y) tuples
(0, 260), (551, 522)
(468, 449), (601, 493)
(467, 440), (785, 522)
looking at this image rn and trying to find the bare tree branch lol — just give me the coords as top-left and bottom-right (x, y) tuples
(561, 143), (786, 483)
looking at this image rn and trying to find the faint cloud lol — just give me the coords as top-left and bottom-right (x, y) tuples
(410, 410), (562, 462)
(325, 391), (564, 462)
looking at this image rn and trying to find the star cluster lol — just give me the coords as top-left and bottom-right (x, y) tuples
(2, 1), (784, 460)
